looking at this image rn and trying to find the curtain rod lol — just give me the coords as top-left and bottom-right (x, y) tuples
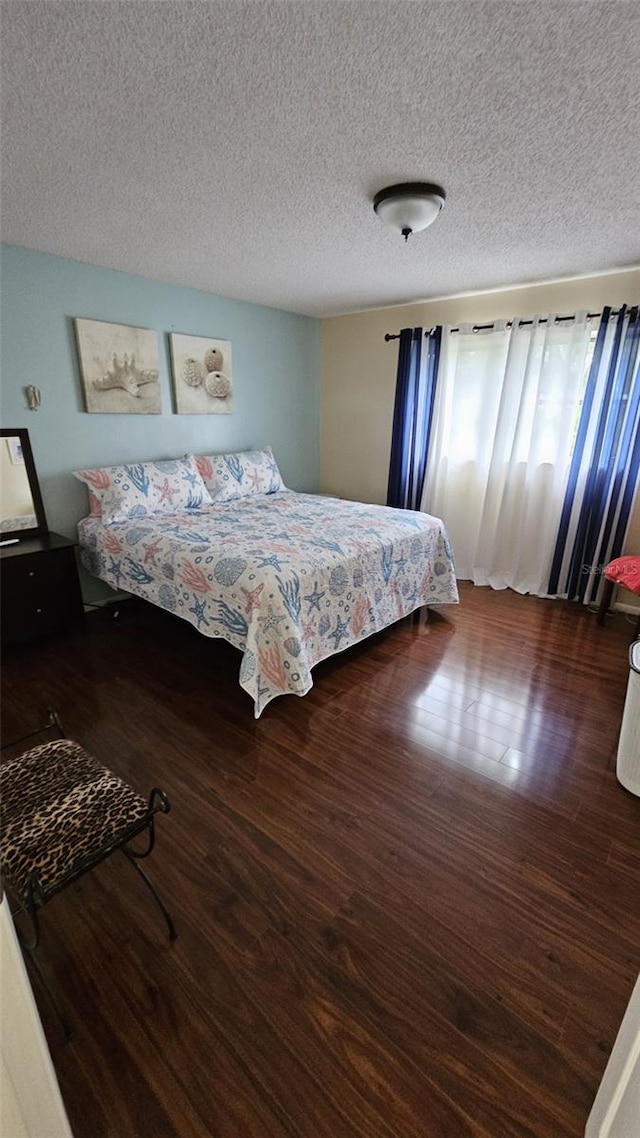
(383, 308), (623, 341)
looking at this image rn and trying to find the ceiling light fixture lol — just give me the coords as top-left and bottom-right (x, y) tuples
(373, 181), (446, 242)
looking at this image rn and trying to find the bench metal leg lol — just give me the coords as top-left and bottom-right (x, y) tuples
(23, 948), (73, 1041)
(121, 848), (177, 940)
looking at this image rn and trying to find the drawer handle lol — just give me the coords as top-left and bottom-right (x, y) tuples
(35, 608), (42, 614)
(28, 571), (36, 578)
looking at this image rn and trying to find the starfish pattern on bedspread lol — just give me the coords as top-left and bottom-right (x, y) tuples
(78, 491), (458, 716)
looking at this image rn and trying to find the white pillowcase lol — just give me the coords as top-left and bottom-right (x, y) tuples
(74, 456), (212, 523)
(192, 446), (285, 502)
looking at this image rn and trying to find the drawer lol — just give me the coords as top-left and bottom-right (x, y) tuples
(1, 545), (83, 645)
(2, 548), (73, 591)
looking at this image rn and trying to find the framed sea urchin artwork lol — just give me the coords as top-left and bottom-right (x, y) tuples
(169, 333), (234, 415)
(74, 318), (161, 414)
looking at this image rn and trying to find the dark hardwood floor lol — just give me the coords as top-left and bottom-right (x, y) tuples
(2, 582), (639, 1137)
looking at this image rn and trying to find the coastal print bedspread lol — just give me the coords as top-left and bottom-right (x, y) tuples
(78, 492), (458, 716)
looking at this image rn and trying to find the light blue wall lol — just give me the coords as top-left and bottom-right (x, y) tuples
(0, 246), (320, 548)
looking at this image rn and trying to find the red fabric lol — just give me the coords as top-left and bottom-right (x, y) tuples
(603, 556), (640, 595)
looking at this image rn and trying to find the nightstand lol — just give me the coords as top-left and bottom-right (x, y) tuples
(1, 532), (84, 647)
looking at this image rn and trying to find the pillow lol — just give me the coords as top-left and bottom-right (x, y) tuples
(193, 446), (285, 502)
(74, 456), (212, 523)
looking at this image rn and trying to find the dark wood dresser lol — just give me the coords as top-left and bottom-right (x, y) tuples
(1, 532), (84, 647)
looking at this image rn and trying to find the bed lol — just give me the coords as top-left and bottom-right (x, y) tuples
(76, 451), (458, 717)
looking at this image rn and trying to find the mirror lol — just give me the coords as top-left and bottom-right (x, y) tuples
(0, 429), (48, 542)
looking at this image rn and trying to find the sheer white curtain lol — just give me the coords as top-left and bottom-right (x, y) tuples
(421, 314), (593, 595)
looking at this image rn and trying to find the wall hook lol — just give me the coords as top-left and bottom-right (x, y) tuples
(24, 385), (41, 411)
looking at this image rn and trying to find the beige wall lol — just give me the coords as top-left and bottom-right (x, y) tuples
(322, 270), (639, 582)
(321, 267), (640, 606)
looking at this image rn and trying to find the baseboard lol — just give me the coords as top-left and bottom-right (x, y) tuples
(614, 602), (640, 616)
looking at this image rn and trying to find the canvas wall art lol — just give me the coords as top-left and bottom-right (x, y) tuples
(74, 318), (161, 414)
(169, 333), (234, 415)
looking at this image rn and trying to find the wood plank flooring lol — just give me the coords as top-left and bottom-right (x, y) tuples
(2, 582), (639, 1137)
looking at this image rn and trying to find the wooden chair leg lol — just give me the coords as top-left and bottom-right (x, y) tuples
(597, 579), (615, 625)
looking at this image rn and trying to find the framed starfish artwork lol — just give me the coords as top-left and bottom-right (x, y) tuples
(74, 318), (161, 414)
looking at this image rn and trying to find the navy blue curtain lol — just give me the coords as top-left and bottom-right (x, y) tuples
(548, 305), (640, 602)
(386, 326), (441, 511)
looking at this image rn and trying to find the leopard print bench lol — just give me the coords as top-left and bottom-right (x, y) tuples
(0, 737), (175, 946)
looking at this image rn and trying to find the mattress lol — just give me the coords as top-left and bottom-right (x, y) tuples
(78, 491), (458, 716)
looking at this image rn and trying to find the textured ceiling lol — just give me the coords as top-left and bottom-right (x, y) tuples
(1, 0), (639, 317)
